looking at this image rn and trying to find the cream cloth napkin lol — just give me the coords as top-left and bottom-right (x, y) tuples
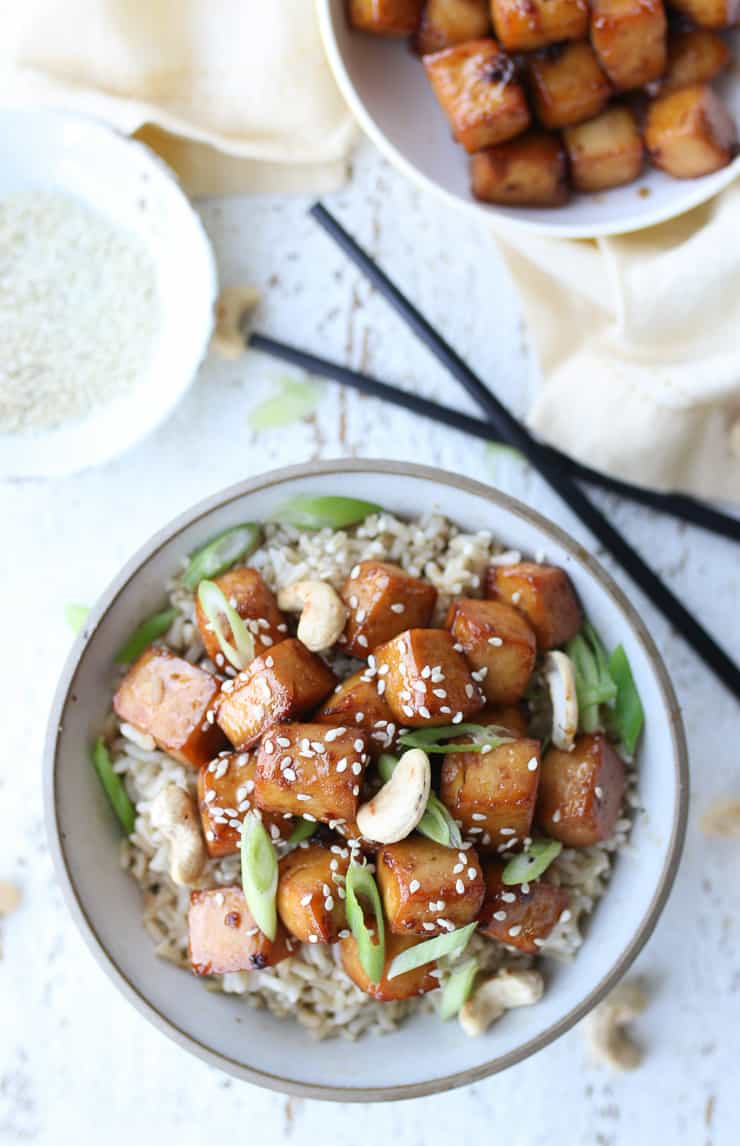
(0, 0), (356, 195)
(498, 186), (740, 506)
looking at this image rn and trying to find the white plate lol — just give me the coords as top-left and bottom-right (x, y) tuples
(318, 0), (740, 239)
(44, 461), (688, 1100)
(0, 108), (216, 479)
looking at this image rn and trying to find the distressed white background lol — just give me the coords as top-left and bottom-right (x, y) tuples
(1, 142), (738, 1145)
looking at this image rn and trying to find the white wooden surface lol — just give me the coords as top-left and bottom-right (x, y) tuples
(1, 141), (738, 1145)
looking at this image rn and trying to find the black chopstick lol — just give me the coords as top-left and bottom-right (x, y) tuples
(308, 202), (740, 702)
(249, 330), (740, 544)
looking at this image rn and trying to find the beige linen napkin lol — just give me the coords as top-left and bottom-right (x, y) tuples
(498, 185), (740, 506)
(0, 0), (356, 195)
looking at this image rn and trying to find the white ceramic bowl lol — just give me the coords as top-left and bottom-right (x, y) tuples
(44, 461), (688, 1100)
(318, 0), (740, 239)
(0, 108), (216, 479)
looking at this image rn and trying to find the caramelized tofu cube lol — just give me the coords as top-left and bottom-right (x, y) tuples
(471, 130), (569, 205)
(374, 628), (485, 727)
(314, 668), (399, 756)
(254, 722), (369, 828)
(491, 0), (589, 50)
(486, 561), (582, 650)
(340, 561), (437, 658)
(340, 931), (440, 1000)
(277, 845), (349, 944)
(194, 567), (287, 667)
(188, 887), (291, 974)
(216, 638), (335, 749)
(478, 861), (570, 953)
(440, 737), (541, 851)
(591, 0), (667, 90)
(414, 0), (490, 54)
(477, 704), (529, 738)
(423, 39), (531, 153)
(197, 751), (293, 858)
(661, 29), (732, 92)
(528, 42), (611, 129)
(446, 598), (537, 705)
(537, 732), (626, 846)
(377, 837), (485, 935)
(348, 0), (424, 34)
(113, 647), (226, 768)
(667, 0), (740, 27)
(645, 84), (737, 178)
(564, 105), (644, 191)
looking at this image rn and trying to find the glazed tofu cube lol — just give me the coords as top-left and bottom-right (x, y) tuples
(194, 567), (287, 668)
(491, 0), (589, 50)
(314, 668), (399, 756)
(377, 837), (485, 935)
(470, 130), (569, 206)
(666, 0), (739, 27)
(591, 0), (667, 90)
(478, 860), (570, 953)
(537, 733), (626, 846)
(661, 29), (732, 92)
(197, 751), (293, 858)
(446, 598), (536, 705)
(477, 704), (529, 738)
(528, 42), (611, 129)
(645, 84), (737, 178)
(277, 845), (349, 944)
(216, 638), (335, 749)
(374, 628), (485, 727)
(113, 647), (226, 768)
(564, 105), (644, 191)
(414, 0), (490, 54)
(340, 931), (440, 1000)
(440, 737), (541, 851)
(348, 0), (424, 34)
(188, 887), (291, 974)
(423, 39), (531, 153)
(254, 722), (370, 828)
(340, 561), (437, 658)
(486, 561), (582, 650)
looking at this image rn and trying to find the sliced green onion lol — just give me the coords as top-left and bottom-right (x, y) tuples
(399, 724), (512, 755)
(287, 818), (317, 844)
(608, 645), (644, 755)
(439, 957), (478, 1020)
(502, 838), (562, 885)
(418, 793), (463, 849)
(197, 580), (255, 670)
(91, 738), (136, 835)
(566, 626), (617, 732)
(345, 862), (386, 984)
(248, 379), (322, 430)
(65, 603), (90, 634)
(240, 813), (278, 940)
(270, 495), (383, 531)
(375, 755), (463, 848)
(114, 608), (177, 665)
(183, 523), (262, 591)
(387, 922), (477, 980)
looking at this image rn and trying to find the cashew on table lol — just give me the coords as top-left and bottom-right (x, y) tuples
(584, 980), (648, 1070)
(459, 969), (544, 1036)
(151, 784), (206, 887)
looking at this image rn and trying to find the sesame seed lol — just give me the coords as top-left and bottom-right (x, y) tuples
(350, 565), (360, 579)
(528, 757), (538, 771)
(352, 784), (360, 796)
(390, 603), (405, 613)
(265, 656), (274, 668)
(205, 790), (216, 803)
(355, 712), (365, 724)
(423, 922), (436, 931)
(493, 910), (507, 921)
(452, 642), (464, 653)
(500, 827), (516, 836)
(336, 758), (348, 773)
(296, 793), (311, 802)
(276, 736), (290, 748)
(455, 879), (465, 894)
(471, 813), (486, 822)
(324, 896), (334, 911)
(351, 761), (362, 775)
(440, 706), (451, 714)
(533, 938), (545, 947)
(264, 740), (274, 755)
(453, 863), (464, 874)
(419, 705), (431, 720)
(349, 595), (358, 609)
(452, 711), (464, 724)
(308, 934), (318, 944)
(338, 928), (350, 939)
(512, 591), (522, 604)
(501, 892), (517, 903)
(283, 768), (296, 782)
(559, 909), (572, 923)
(488, 636), (503, 647)
(552, 809), (562, 823)
(508, 925), (522, 937)
(377, 680), (386, 695)
(402, 704), (414, 718)
(214, 892), (224, 906)
(595, 786), (604, 799)
(467, 867), (477, 880)
(303, 813), (317, 822)
(409, 879), (421, 893)
(300, 894), (312, 906)
(521, 882), (530, 895)
(353, 738), (364, 752)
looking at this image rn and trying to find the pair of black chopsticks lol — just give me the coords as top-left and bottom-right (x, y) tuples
(248, 202), (740, 702)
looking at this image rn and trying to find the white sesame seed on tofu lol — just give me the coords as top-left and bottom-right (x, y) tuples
(453, 862), (464, 874)
(349, 595), (358, 609)
(595, 786), (604, 799)
(528, 757), (539, 771)
(452, 711), (464, 724)
(493, 910), (507, 921)
(455, 879), (465, 894)
(390, 602), (405, 613)
(296, 793), (312, 802)
(263, 740), (274, 755)
(508, 925), (522, 937)
(559, 909), (572, 923)
(351, 761), (363, 775)
(467, 867), (477, 880)
(552, 809), (562, 823)
(487, 636), (503, 647)
(419, 705), (431, 720)
(308, 934), (319, 944)
(336, 759), (348, 773)
(501, 891), (517, 903)
(303, 813), (317, 822)
(357, 634), (369, 648)
(471, 812), (486, 822)
(402, 705), (414, 718)
(300, 893), (312, 906)
(409, 879), (421, 893)
(355, 712), (365, 723)
(283, 768), (297, 782)
(423, 921), (436, 932)
(512, 591), (522, 604)
(500, 827), (516, 836)
(205, 790), (217, 804)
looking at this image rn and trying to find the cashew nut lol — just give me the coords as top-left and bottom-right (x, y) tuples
(700, 797), (740, 838)
(544, 650), (578, 751)
(210, 285), (260, 359)
(459, 968), (544, 1036)
(356, 748), (431, 844)
(584, 980), (648, 1071)
(150, 784), (207, 886)
(277, 580), (348, 652)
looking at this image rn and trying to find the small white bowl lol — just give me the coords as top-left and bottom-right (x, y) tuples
(44, 461), (687, 1099)
(0, 108), (216, 479)
(318, 0), (740, 239)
